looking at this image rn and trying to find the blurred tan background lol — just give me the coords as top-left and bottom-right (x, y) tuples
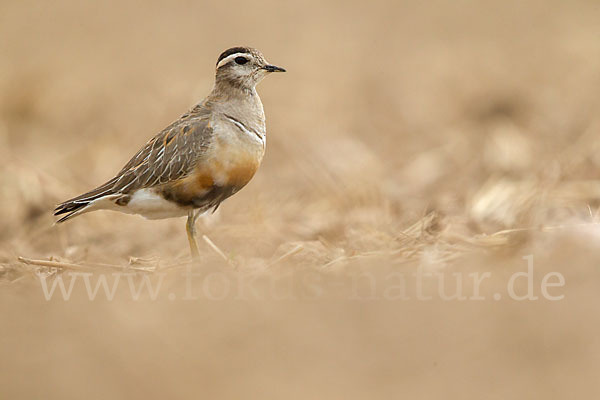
(2, 0), (600, 398)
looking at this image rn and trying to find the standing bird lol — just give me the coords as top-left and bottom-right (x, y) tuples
(54, 47), (285, 258)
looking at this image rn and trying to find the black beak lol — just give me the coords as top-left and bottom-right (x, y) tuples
(263, 64), (286, 72)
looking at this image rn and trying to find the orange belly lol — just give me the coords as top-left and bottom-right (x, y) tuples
(159, 142), (262, 209)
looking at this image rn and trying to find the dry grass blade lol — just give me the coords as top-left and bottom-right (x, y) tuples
(269, 243), (304, 266)
(17, 256), (156, 273)
(202, 235), (232, 265)
(18, 256), (95, 271)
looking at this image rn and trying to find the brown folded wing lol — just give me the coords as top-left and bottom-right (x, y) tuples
(55, 108), (213, 217)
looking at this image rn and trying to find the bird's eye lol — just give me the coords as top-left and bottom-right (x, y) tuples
(235, 57), (248, 65)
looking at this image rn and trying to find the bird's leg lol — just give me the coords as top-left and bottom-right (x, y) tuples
(186, 210), (200, 260)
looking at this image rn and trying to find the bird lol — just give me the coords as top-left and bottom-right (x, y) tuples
(54, 46), (285, 258)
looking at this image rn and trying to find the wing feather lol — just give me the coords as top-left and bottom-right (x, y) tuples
(55, 107), (213, 218)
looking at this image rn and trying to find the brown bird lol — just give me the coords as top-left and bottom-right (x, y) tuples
(54, 46), (285, 257)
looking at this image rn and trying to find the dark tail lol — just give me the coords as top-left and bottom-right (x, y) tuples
(54, 201), (92, 223)
(54, 179), (118, 223)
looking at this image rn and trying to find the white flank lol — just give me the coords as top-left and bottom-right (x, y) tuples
(124, 189), (189, 219)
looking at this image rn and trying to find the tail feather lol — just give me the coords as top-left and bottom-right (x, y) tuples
(54, 202), (91, 223)
(54, 179), (119, 223)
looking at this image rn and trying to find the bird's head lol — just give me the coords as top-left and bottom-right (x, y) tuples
(214, 46), (285, 90)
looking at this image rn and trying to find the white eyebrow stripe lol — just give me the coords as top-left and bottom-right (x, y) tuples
(224, 115), (264, 144)
(216, 53), (250, 69)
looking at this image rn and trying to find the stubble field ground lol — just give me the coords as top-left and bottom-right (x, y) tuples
(1, 0), (600, 398)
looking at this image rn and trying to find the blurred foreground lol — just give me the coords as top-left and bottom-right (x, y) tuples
(1, 0), (600, 398)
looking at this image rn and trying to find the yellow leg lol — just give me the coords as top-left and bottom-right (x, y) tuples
(186, 211), (200, 259)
